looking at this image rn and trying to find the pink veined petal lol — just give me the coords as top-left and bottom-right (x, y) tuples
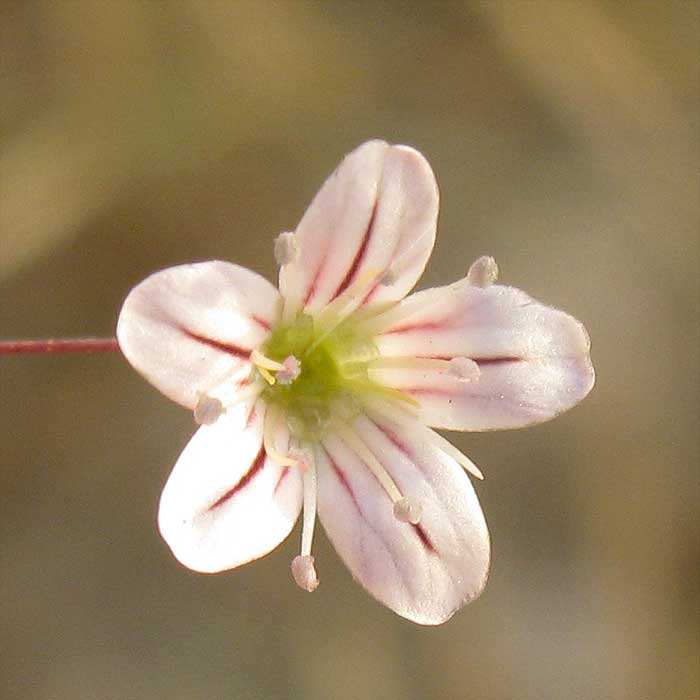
(280, 140), (438, 316)
(370, 280), (595, 430)
(316, 413), (490, 625)
(158, 399), (303, 573)
(117, 261), (280, 409)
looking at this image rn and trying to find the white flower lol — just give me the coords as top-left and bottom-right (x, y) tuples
(117, 140), (594, 625)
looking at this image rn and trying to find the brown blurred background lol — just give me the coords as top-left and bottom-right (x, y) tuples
(1, 2), (698, 699)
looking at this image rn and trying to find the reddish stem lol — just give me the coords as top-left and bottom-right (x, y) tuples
(0, 338), (120, 355)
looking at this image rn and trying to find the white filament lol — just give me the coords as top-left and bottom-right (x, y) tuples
(361, 395), (484, 480)
(331, 419), (402, 503)
(262, 404), (299, 467)
(300, 449), (318, 557)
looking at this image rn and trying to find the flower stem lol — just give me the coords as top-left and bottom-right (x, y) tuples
(0, 338), (120, 355)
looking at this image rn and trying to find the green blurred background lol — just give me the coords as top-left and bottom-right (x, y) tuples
(1, 2), (698, 699)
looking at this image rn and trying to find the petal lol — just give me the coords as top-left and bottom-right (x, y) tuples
(316, 413), (489, 625)
(158, 399), (303, 573)
(117, 261), (280, 408)
(369, 280), (595, 430)
(280, 140), (438, 315)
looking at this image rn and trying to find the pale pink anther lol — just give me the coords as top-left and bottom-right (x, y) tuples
(291, 554), (319, 592)
(276, 355), (301, 385)
(193, 394), (224, 425)
(393, 497), (423, 524)
(448, 356), (481, 382)
(466, 255), (499, 287)
(274, 232), (299, 266)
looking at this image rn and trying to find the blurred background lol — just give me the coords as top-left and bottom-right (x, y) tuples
(1, 2), (698, 699)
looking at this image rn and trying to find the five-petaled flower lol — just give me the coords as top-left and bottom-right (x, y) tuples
(117, 140), (594, 625)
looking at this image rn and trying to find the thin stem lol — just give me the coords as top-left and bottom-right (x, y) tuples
(0, 338), (120, 355)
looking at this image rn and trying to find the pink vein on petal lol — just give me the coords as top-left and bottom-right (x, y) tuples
(332, 200), (377, 301)
(383, 319), (451, 335)
(410, 353), (523, 365)
(369, 421), (436, 554)
(251, 315), (272, 332)
(329, 457), (362, 512)
(303, 258), (325, 306)
(245, 404), (258, 429)
(472, 356), (522, 365)
(329, 435), (436, 554)
(179, 328), (251, 360)
(273, 467), (290, 495)
(375, 422), (413, 460)
(402, 387), (462, 397)
(207, 447), (267, 511)
(411, 523), (436, 553)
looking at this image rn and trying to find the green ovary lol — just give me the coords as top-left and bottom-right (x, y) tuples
(260, 313), (378, 439)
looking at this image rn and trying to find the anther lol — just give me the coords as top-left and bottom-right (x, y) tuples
(274, 232), (299, 266)
(466, 256), (499, 287)
(393, 497), (423, 524)
(193, 394), (224, 425)
(291, 554), (319, 592)
(276, 355), (301, 385)
(448, 356), (481, 382)
(380, 267), (397, 286)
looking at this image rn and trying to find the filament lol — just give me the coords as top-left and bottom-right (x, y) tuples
(331, 419), (402, 503)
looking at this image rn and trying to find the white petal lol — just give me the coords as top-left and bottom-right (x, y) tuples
(117, 261), (280, 408)
(280, 140), (438, 316)
(316, 414), (489, 625)
(370, 280), (594, 430)
(158, 400), (303, 573)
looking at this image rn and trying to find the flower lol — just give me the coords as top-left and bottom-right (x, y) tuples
(117, 140), (594, 625)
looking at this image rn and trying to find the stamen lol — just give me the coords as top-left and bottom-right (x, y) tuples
(274, 231), (299, 266)
(292, 449), (319, 592)
(380, 267), (397, 286)
(331, 419), (402, 503)
(368, 356), (452, 373)
(330, 224), (436, 330)
(194, 381), (265, 424)
(448, 356), (481, 382)
(393, 496), (422, 524)
(218, 380), (266, 408)
(360, 395), (484, 480)
(251, 348), (284, 386)
(350, 292), (425, 337)
(309, 268), (383, 352)
(196, 352), (256, 401)
(276, 355), (301, 385)
(291, 555), (319, 592)
(250, 348), (285, 371)
(345, 379), (421, 414)
(300, 451), (317, 556)
(366, 356), (478, 392)
(193, 394), (224, 425)
(263, 404), (299, 467)
(278, 235), (304, 324)
(257, 366), (276, 385)
(466, 256), (499, 287)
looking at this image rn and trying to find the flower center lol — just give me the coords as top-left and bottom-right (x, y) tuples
(257, 313), (378, 439)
